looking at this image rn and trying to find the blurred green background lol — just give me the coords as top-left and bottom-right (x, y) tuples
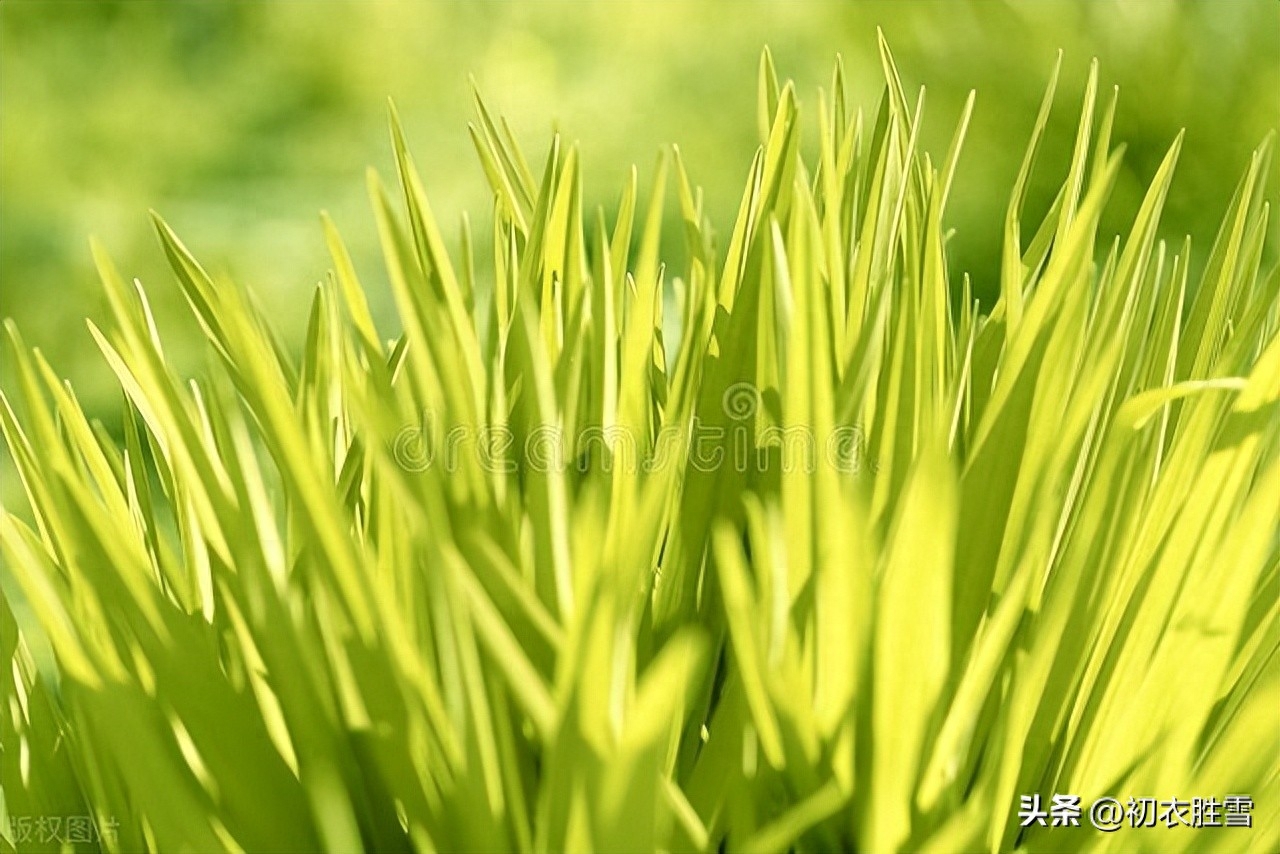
(1, 0), (1278, 425)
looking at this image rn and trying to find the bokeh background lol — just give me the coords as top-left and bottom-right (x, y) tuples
(1, 0), (1278, 432)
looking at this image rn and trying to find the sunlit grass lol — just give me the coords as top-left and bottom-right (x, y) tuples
(2, 38), (1277, 853)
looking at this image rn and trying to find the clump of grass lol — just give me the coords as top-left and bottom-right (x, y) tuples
(3, 38), (1278, 854)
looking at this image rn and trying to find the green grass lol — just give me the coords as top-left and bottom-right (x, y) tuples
(3, 39), (1278, 853)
